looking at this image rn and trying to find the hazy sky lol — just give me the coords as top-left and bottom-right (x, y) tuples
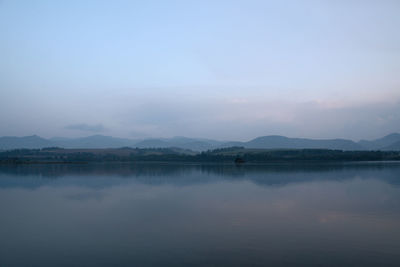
(1, 0), (399, 141)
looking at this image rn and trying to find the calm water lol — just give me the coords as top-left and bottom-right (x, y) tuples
(1, 162), (400, 266)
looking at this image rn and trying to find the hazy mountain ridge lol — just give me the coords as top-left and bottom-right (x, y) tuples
(1, 133), (400, 151)
(358, 133), (400, 150)
(244, 136), (364, 150)
(0, 135), (53, 150)
(49, 135), (138, 149)
(382, 141), (400, 151)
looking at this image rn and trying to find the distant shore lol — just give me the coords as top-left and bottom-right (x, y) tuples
(1, 147), (399, 164)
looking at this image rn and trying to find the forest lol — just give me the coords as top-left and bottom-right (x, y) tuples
(1, 147), (400, 164)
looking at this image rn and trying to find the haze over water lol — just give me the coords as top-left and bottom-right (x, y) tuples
(1, 1), (400, 140)
(2, 1), (400, 266)
(1, 162), (400, 266)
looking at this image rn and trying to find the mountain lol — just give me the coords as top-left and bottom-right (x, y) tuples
(358, 133), (400, 150)
(51, 135), (137, 149)
(170, 136), (223, 146)
(167, 136), (223, 150)
(0, 135), (220, 151)
(1, 133), (400, 151)
(0, 135), (53, 150)
(224, 135), (364, 150)
(134, 137), (222, 151)
(381, 141), (400, 151)
(134, 139), (171, 148)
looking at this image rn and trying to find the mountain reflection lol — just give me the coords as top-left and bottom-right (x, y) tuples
(1, 162), (399, 189)
(1, 162), (400, 266)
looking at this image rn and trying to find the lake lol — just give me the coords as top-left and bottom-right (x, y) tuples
(1, 162), (400, 266)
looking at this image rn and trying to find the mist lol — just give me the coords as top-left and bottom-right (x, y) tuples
(1, 0), (399, 140)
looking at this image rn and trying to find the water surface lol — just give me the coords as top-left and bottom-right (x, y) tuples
(1, 162), (400, 266)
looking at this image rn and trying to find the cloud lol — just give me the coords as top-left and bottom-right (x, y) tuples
(65, 123), (106, 133)
(110, 95), (400, 141)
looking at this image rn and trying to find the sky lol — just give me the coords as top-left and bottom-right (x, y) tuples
(1, 0), (400, 141)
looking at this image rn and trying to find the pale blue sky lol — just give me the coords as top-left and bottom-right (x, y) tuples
(1, 0), (399, 140)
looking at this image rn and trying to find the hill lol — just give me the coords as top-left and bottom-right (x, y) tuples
(1, 133), (400, 151)
(243, 135), (363, 150)
(50, 135), (137, 148)
(382, 141), (400, 151)
(358, 133), (400, 150)
(0, 135), (53, 150)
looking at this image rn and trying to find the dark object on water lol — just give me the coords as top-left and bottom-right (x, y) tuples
(234, 157), (245, 164)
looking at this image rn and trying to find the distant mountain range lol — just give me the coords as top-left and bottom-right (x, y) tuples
(1, 133), (400, 151)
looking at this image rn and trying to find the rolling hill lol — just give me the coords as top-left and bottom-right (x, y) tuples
(1, 133), (400, 151)
(0, 135), (53, 150)
(358, 133), (400, 150)
(243, 136), (363, 150)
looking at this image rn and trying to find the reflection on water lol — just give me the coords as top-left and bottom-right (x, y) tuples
(1, 162), (400, 266)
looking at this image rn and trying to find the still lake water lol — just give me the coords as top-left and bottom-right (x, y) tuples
(1, 162), (400, 266)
